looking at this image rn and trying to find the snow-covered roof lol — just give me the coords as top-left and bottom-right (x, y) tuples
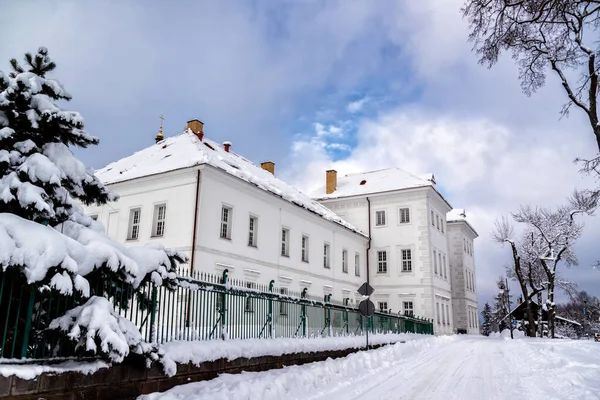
(95, 131), (366, 237)
(447, 209), (467, 222)
(310, 168), (435, 200)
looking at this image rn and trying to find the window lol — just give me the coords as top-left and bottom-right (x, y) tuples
(354, 253), (360, 276)
(441, 220), (444, 233)
(220, 206), (232, 239)
(281, 228), (289, 256)
(152, 204), (166, 237)
(248, 216), (258, 247)
(445, 304), (450, 326)
(377, 251), (388, 273)
(433, 250), (438, 275)
(399, 207), (410, 224)
(436, 214), (440, 230)
(378, 302), (388, 313)
(127, 208), (141, 240)
(245, 282), (255, 312)
(342, 249), (348, 273)
(468, 310), (472, 328)
(401, 249), (412, 272)
(464, 238), (467, 251)
(436, 302), (441, 325)
(279, 288), (288, 315)
(431, 210), (435, 226)
(443, 255), (447, 279)
(403, 301), (414, 316)
(442, 303), (446, 324)
(89, 214), (98, 221)
(438, 253), (443, 278)
(375, 210), (386, 226)
(301, 235), (309, 262)
(323, 243), (331, 268)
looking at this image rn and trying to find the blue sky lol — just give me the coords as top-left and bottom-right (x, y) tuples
(2, 0), (599, 308)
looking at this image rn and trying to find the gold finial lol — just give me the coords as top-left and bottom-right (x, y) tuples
(156, 114), (165, 143)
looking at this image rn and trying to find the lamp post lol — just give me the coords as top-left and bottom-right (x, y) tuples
(584, 299), (588, 338)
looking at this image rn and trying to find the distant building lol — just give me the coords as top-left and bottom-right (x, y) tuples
(310, 170), (479, 335)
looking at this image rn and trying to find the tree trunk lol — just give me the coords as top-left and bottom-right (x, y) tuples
(537, 291), (544, 337)
(548, 282), (556, 338)
(524, 298), (537, 337)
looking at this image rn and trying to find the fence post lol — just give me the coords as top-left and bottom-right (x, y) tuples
(20, 290), (36, 358)
(268, 280), (274, 338)
(301, 288), (307, 337)
(150, 285), (158, 343)
(220, 269), (229, 340)
(325, 293), (332, 336)
(343, 298), (349, 335)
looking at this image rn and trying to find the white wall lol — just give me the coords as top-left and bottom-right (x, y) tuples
(194, 166), (368, 303)
(447, 221), (479, 334)
(83, 166), (368, 304)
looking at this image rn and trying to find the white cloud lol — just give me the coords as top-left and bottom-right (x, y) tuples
(347, 97), (370, 113)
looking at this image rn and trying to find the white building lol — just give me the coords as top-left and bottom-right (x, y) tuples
(85, 118), (479, 334)
(85, 119), (368, 304)
(310, 169), (479, 334)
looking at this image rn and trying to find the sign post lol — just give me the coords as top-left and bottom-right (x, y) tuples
(357, 282), (375, 349)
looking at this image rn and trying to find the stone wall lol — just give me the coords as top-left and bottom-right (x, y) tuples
(1, 343), (392, 400)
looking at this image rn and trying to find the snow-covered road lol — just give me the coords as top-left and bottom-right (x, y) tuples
(141, 335), (600, 400)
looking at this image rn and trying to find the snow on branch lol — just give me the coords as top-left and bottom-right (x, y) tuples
(49, 296), (176, 375)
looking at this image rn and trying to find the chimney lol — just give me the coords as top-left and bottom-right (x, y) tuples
(326, 169), (337, 194)
(261, 161), (275, 175)
(187, 119), (204, 141)
(223, 141), (231, 152)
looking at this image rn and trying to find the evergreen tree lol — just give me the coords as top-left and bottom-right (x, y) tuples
(480, 302), (493, 336)
(0, 48), (185, 371)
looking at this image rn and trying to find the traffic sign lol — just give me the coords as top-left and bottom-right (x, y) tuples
(359, 299), (375, 317)
(357, 282), (375, 297)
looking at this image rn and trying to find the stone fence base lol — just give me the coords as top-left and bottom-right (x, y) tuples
(1, 342), (396, 400)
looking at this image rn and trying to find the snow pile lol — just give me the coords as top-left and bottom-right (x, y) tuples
(49, 296), (176, 375)
(446, 208), (467, 221)
(489, 329), (526, 339)
(94, 131), (366, 236)
(140, 335), (600, 400)
(164, 333), (422, 365)
(0, 359), (109, 380)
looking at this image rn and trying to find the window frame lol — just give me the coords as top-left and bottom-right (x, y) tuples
(398, 207), (410, 224)
(281, 227), (290, 257)
(403, 301), (414, 316)
(323, 243), (331, 269)
(245, 282), (255, 312)
(152, 203), (167, 237)
(375, 210), (387, 227)
(127, 207), (142, 241)
(377, 250), (388, 273)
(342, 249), (348, 273)
(378, 301), (388, 313)
(401, 249), (412, 272)
(354, 253), (360, 276)
(248, 215), (258, 247)
(220, 205), (233, 240)
(433, 250), (438, 275)
(431, 210), (435, 226)
(301, 235), (309, 262)
(279, 287), (288, 316)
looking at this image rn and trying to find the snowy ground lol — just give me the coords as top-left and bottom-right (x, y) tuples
(140, 335), (600, 400)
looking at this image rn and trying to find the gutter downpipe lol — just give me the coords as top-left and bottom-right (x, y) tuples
(190, 169), (201, 274)
(366, 197), (372, 348)
(186, 169), (201, 327)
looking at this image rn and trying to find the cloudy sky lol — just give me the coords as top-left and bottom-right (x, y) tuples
(2, 0), (599, 308)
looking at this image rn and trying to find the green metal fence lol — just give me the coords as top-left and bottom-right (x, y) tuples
(0, 268), (433, 360)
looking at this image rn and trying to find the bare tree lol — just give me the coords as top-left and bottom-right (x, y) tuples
(462, 0), (600, 152)
(495, 191), (595, 338)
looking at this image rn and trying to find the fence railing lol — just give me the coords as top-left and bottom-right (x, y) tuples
(0, 268), (434, 360)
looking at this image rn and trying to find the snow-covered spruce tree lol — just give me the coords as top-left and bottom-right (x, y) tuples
(0, 48), (184, 372)
(480, 302), (493, 336)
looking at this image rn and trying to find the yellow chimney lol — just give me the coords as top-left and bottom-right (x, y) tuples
(326, 170), (337, 194)
(261, 161), (275, 175)
(187, 119), (204, 141)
